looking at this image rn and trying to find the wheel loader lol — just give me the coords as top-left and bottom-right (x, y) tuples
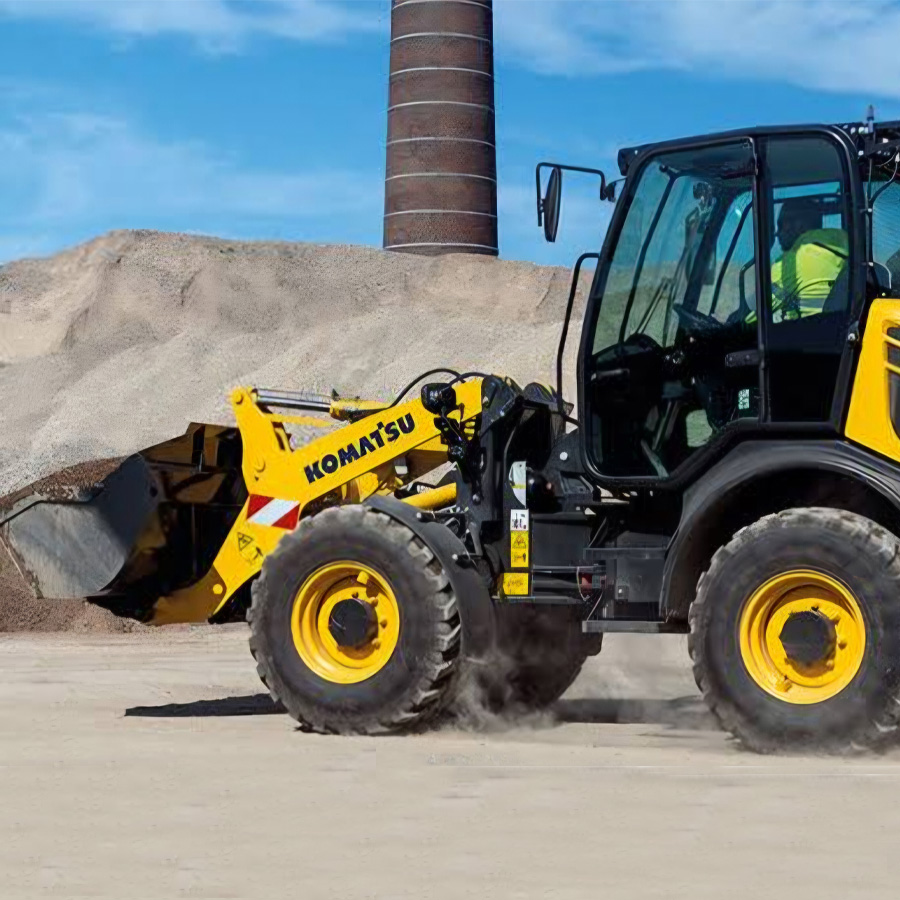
(5, 115), (900, 751)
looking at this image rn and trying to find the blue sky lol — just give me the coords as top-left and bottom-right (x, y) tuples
(1, 0), (900, 266)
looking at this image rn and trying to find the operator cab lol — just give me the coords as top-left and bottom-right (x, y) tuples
(587, 135), (854, 480)
(539, 121), (900, 485)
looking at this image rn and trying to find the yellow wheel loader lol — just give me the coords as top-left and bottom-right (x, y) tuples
(5, 115), (900, 750)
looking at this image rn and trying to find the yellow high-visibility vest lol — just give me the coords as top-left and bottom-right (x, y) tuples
(746, 229), (849, 323)
(773, 228), (849, 319)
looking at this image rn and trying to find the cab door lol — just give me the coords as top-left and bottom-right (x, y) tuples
(579, 139), (761, 481)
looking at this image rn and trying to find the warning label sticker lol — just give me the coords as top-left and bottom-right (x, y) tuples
(510, 530), (529, 568)
(502, 572), (529, 596)
(510, 509), (529, 532)
(237, 531), (262, 564)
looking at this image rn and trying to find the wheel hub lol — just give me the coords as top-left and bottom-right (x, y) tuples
(290, 561), (401, 685)
(779, 609), (837, 666)
(328, 598), (378, 648)
(738, 569), (866, 705)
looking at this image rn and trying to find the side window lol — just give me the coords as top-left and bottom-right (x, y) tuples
(873, 181), (900, 286)
(767, 139), (850, 322)
(764, 137), (853, 422)
(697, 191), (755, 322)
(620, 172), (717, 348)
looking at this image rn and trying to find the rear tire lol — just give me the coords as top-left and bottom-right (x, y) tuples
(689, 508), (900, 753)
(249, 506), (461, 735)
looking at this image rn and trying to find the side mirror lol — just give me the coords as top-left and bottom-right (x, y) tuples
(542, 167), (562, 243)
(535, 162), (610, 241)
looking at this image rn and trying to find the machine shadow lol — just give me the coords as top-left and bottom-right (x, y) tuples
(124, 692), (714, 731)
(553, 695), (716, 731)
(125, 694), (283, 718)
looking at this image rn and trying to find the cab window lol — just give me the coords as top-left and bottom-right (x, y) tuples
(762, 136), (852, 422)
(697, 191), (755, 324)
(873, 180), (900, 286)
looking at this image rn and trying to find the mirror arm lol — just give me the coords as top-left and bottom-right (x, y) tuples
(535, 161), (614, 227)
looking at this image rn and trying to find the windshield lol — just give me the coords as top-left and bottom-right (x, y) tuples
(592, 142), (755, 353)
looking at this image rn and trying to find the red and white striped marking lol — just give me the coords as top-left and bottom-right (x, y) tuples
(247, 495), (300, 530)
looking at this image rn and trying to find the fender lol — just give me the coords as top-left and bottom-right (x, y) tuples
(364, 495), (496, 659)
(661, 439), (900, 618)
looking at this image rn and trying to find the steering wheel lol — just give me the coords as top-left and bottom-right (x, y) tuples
(622, 331), (663, 353)
(673, 304), (722, 335)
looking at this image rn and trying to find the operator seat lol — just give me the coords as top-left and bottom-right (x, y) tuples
(822, 264), (850, 314)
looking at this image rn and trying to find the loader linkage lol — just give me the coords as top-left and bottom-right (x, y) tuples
(1, 380), (484, 624)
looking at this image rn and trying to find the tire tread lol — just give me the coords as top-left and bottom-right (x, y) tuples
(248, 506), (462, 735)
(689, 507), (900, 752)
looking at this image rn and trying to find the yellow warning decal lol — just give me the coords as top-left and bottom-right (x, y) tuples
(503, 573), (529, 596)
(236, 532), (262, 564)
(510, 530), (529, 568)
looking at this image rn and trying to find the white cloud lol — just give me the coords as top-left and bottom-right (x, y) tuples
(0, 0), (382, 50)
(496, 0), (900, 99)
(7, 0), (900, 104)
(0, 109), (382, 259)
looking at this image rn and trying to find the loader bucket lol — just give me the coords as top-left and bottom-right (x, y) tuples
(0, 424), (247, 620)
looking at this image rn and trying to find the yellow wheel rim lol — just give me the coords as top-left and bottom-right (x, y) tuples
(291, 561), (400, 685)
(739, 569), (866, 705)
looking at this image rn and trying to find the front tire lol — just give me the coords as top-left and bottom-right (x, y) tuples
(484, 606), (601, 711)
(689, 508), (900, 752)
(249, 506), (461, 735)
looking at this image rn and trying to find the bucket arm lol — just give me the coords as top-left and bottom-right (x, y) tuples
(150, 379), (483, 624)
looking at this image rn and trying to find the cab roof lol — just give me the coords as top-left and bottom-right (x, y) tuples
(617, 119), (900, 177)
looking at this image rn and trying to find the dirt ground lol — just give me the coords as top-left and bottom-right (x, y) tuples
(2, 626), (899, 900)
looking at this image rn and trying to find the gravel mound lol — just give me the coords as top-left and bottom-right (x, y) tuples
(0, 536), (140, 633)
(0, 230), (586, 631)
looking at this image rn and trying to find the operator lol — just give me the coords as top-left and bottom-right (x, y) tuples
(769, 198), (849, 320)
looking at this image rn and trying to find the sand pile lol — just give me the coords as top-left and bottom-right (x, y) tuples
(0, 230), (584, 497)
(0, 230), (586, 630)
